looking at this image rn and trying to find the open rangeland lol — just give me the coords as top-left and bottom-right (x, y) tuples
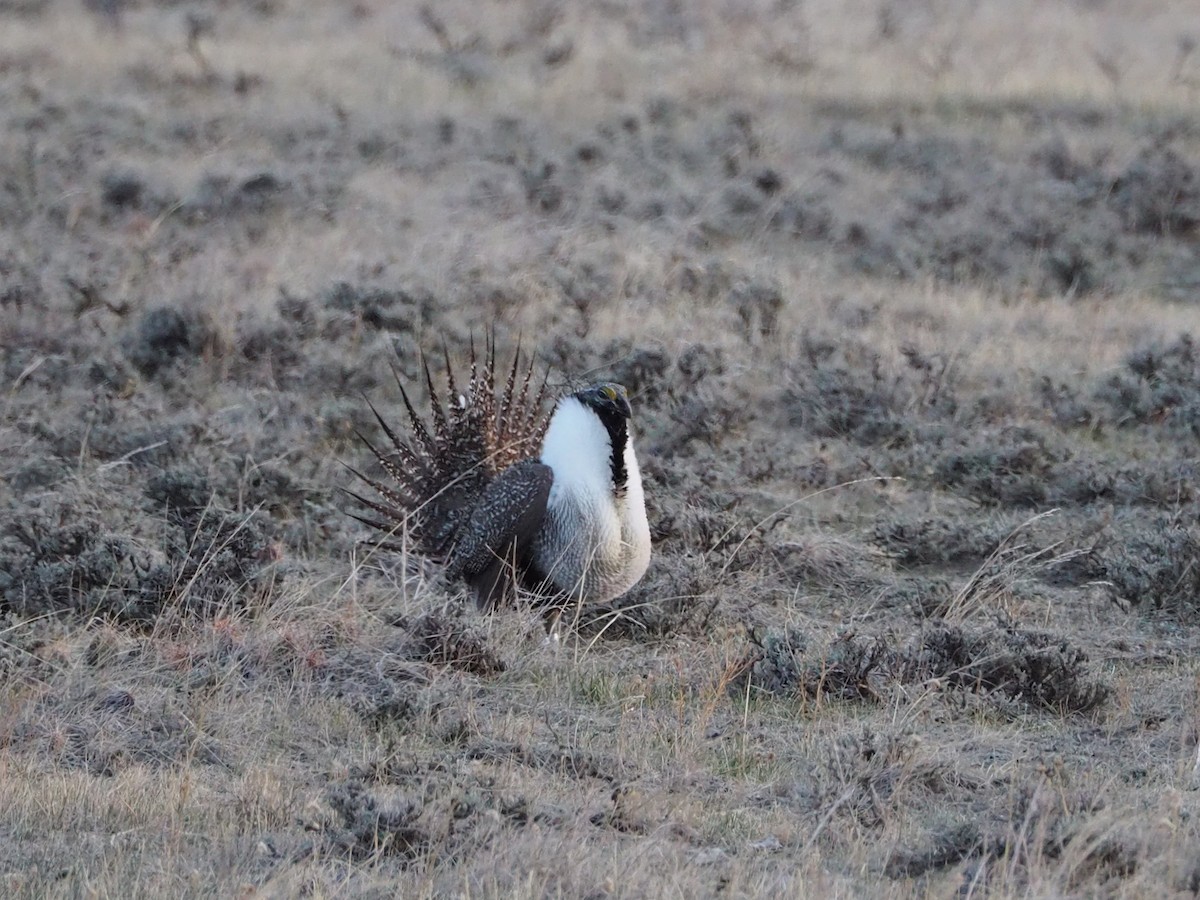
(3, 1), (1200, 897)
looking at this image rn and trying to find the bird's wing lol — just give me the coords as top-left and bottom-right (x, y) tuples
(446, 459), (553, 600)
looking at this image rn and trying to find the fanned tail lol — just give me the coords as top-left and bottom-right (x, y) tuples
(347, 332), (552, 562)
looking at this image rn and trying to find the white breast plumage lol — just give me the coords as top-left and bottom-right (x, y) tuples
(534, 395), (651, 603)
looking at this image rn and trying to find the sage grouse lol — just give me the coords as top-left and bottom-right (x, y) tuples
(348, 340), (651, 609)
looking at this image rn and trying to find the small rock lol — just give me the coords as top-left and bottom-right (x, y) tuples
(748, 834), (784, 852)
(101, 172), (143, 207)
(691, 847), (730, 865)
(96, 689), (135, 712)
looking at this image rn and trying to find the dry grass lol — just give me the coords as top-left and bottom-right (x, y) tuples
(4, 0), (1200, 897)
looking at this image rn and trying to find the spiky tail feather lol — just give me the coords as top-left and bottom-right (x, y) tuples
(347, 335), (551, 561)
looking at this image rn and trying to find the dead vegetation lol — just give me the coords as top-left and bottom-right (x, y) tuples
(734, 616), (1110, 715)
(3, 0), (1200, 897)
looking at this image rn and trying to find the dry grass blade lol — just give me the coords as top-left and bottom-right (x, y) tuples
(940, 509), (1063, 624)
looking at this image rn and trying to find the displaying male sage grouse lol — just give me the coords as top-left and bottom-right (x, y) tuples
(347, 339), (651, 610)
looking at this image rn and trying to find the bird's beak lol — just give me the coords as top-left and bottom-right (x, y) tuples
(612, 389), (632, 419)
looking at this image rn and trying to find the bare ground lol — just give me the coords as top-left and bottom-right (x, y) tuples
(3, 1), (1200, 897)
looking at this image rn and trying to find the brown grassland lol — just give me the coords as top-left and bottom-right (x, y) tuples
(4, 0), (1200, 896)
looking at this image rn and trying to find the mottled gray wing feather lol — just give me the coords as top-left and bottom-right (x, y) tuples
(447, 459), (552, 584)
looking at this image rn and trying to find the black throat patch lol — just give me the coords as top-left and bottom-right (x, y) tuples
(591, 405), (629, 496)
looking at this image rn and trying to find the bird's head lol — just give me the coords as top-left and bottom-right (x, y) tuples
(542, 381), (636, 494)
(574, 382), (632, 421)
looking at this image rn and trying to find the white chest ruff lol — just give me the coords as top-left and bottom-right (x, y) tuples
(532, 397), (651, 602)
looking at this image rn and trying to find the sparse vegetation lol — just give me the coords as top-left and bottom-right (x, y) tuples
(3, 1), (1200, 897)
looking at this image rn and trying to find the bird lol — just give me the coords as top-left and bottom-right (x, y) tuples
(346, 338), (651, 611)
